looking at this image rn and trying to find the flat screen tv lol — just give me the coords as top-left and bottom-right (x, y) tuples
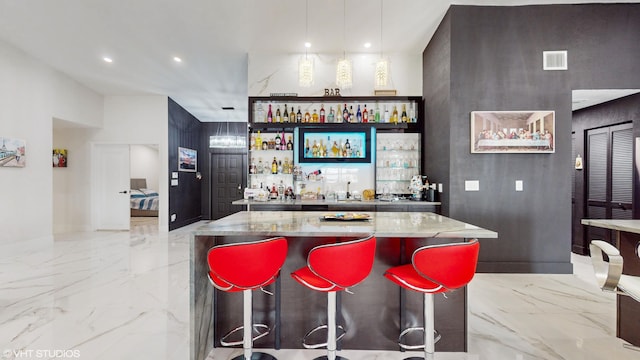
(297, 127), (373, 163)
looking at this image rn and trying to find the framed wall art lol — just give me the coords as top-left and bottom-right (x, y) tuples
(0, 137), (26, 167)
(178, 147), (197, 172)
(53, 149), (68, 167)
(471, 111), (555, 153)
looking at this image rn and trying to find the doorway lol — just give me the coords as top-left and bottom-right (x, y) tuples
(209, 151), (246, 220)
(585, 123), (633, 244)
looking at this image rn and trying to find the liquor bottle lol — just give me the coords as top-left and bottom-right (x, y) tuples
(312, 140), (319, 157)
(319, 139), (325, 157)
(286, 136), (293, 150)
(392, 105), (399, 124)
(336, 104), (342, 123)
(270, 184), (278, 199)
(345, 139), (351, 150)
(331, 141), (339, 157)
(283, 105), (289, 123)
(356, 105), (362, 123)
(384, 105), (390, 123)
(255, 131), (262, 150)
(255, 102), (264, 123)
(262, 136), (269, 150)
(275, 106), (282, 123)
(249, 161), (256, 174)
(290, 106), (296, 123)
(342, 103), (349, 122)
(304, 109), (311, 123)
(296, 106), (302, 123)
(305, 138), (310, 156)
(319, 104), (326, 123)
(374, 104), (381, 123)
(327, 106), (335, 123)
(267, 104), (273, 123)
(275, 132), (281, 149)
(257, 158), (264, 174)
(271, 157), (278, 174)
(278, 160), (283, 174)
(349, 106), (354, 122)
(281, 130), (287, 151)
(362, 104), (368, 123)
(312, 109), (319, 123)
(409, 103), (416, 123)
(401, 104), (408, 123)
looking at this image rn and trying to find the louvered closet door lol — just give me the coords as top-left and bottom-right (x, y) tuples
(586, 123), (633, 245)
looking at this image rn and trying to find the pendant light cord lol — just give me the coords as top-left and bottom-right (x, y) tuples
(380, 0), (384, 58)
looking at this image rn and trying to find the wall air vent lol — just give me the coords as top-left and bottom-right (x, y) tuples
(543, 50), (568, 70)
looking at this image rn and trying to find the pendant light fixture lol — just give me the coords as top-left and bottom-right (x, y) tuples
(375, 0), (389, 89)
(336, 0), (353, 89)
(298, 0), (314, 87)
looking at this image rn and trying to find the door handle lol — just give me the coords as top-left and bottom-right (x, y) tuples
(119, 190), (128, 194)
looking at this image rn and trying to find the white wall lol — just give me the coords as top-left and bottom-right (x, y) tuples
(130, 145), (160, 191)
(248, 52), (422, 96)
(54, 96), (169, 233)
(0, 40), (103, 244)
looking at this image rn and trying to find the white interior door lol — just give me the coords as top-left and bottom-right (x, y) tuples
(95, 144), (130, 230)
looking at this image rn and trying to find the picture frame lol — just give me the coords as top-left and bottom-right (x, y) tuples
(471, 111), (555, 153)
(0, 137), (26, 167)
(53, 149), (68, 167)
(178, 147), (197, 172)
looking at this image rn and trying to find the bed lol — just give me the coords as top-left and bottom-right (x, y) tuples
(130, 178), (159, 217)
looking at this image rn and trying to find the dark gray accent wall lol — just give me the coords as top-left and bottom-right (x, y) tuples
(423, 11), (452, 215)
(423, 4), (640, 273)
(571, 93), (640, 254)
(168, 98), (202, 231)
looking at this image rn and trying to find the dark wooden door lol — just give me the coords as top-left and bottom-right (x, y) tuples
(586, 123), (633, 245)
(210, 152), (246, 220)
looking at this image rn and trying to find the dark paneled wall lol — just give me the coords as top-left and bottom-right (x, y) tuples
(571, 93), (640, 254)
(168, 98), (202, 230)
(423, 11), (452, 216)
(200, 122), (248, 220)
(423, 4), (640, 273)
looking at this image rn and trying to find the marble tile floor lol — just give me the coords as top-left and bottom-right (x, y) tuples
(1, 220), (638, 360)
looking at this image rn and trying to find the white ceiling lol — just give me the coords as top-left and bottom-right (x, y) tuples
(0, 0), (637, 123)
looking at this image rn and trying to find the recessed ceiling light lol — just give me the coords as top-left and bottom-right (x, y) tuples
(222, 107), (235, 110)
(103, 57), (113, 63)
(364, 42), (372, 48)
(173, 56), (182, 63)
(304, 42), (311, 48)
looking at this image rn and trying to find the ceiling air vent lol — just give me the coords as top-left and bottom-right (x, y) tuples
(543, 50), (568, 70)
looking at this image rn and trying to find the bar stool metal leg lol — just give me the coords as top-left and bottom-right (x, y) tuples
(402, 293), (437, 360)
(227, 289), (277, 360)
(313, 291), (347, 360)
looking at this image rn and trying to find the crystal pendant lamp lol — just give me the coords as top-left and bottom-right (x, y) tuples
(336, 57), (353, 89)
(299, 56), (313, 87)
(375, 58), (388, 89)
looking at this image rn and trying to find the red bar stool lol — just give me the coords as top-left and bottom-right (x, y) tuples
(207, 237), (288, 360)
(291, 235), (377, 360)
(384, 239), (480, 360)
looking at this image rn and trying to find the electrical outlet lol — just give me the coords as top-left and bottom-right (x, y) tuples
(171, 214), (177, 222)
(515, 180), (523, 192)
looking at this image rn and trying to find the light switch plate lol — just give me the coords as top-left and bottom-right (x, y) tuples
(171, 179), (178, 186)
(465, 180), (480, 191)
(515, 180), (523, 191)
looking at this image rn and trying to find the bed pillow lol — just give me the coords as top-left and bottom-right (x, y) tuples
(130, 189), (146, 198)
(140, 188), (159, 197)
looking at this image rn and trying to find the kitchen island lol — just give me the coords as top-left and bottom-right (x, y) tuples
(191, 211), (497, 360)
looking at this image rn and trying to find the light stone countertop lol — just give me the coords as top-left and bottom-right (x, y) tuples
(193, 211), (497, 238)
(581, 219), (640, 235)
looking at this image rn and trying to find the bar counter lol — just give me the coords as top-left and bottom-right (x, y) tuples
(191, 211), (497, 360)
(581, 219), (640, 347)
